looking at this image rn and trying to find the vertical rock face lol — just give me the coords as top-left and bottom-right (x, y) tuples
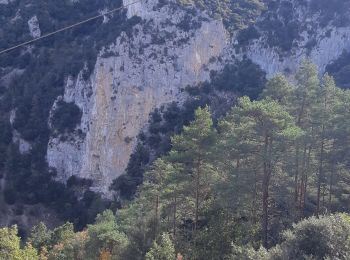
(123, 0), (144, 19)
(242, 0), (350, 77)
(47, 0), (350, 196)
(246, 28), (350, 78)
(47, 0), (228, 195)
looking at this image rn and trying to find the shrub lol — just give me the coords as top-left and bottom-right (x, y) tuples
(270, 214), (350, 260)
(51, 101), (82, 134)
(326, 51), (350, 88)
(211, 59), (266, 99)
(227, 214), (350, 260)
(178, 0), (265, 33)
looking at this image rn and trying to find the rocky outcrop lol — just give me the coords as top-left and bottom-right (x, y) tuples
(245, 27), (350, 78)
(242, 0), (350, 77)
(0, 0), (11, 4)
(9, 110), (32, 154)
(28, 15), (41, 38)
(47, 0), (228, 195)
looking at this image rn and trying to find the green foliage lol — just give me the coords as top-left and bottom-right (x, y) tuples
(260, 74), (293, 104)
(0, 226), (23, 260)
(13, 213), (350, 259)
(256, 1), (301, 51)
(6, 61), (350, 259)
(27, 210), (129, 259)
(178, 0), (265, 32)
(51, 222), (75, 247)
(0, 225), (38, 260)
(0, 0), (140, 229)
(145, 233), (176, 260)
(112, 59), (265, 200)
(51, 101), (82, 134)
(226, 245), (268, 260)
(227, 214), (350, 260)
(210, 59), (267, 99)
(169, 107), (217, 252)
(28, 222), (52, 251)
(85, 210), (129, 259)
(29, 222), (88, 260)
(110, 61), (350, 258)
(112, 99), (217, 199)
(22, 243), (39, 260)
(113, 143), (151, 199)
(222, 96), (302, 247)
(269, 214), (350, 260)
(326, 51), (350, 88)
(237, 0), (350, 52)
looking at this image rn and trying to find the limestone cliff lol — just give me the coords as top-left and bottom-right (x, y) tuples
(47, 0), (228, 195)
(241, 0), (350, 77)
(46, 0), (350, 196)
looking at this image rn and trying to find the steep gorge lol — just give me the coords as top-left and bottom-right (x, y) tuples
(1, 0), (350, 227)
(48, 0), (350, 196)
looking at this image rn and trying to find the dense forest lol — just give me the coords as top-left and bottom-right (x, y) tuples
(2, 61), (350, 259)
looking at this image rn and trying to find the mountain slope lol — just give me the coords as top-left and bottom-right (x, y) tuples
(1, 0), (350, 228)
(48, 0), (350, 196)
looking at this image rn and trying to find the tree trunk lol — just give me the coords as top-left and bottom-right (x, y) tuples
(194, 158), (201, 234)
(173, 195), (177, 237)
(316, 125), (325, 217)
(299, 145), (307, 218)
(262, 175), (269, 248)
(295, 94), (306, 213)
(154, 195), (159, 239)
(262, 134), (271, 248)
(329, 163), (335, 206)
(302, 146), (312, 216)
(294, 145), (300, 208)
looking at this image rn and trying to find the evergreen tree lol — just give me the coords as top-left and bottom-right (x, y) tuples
(145, 233), (176, 260)
(313, 74), (339, 215)
(4, 61), (350, 259)
(169, 106), (217, 257)
(260, 74), (293, 105)
(29, 222), (52, 254)
(0, 225), (38, 260)
(86, 210), (129, 260)
(0, 226), (24, 260)
(290, 60), (319, 216)
(220, 97), (302, 247)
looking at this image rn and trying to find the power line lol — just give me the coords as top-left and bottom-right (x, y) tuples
(0, 0), (142, 55)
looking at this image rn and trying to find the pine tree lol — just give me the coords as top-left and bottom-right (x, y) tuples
(314, 74), (338, 215)
(221, 97), (302, 247)
(29, 222), (52, 254)
(260, 74), (293, 105)
(145, 233), (176, 260)
(325, 83), (350, 212)
(86, 210), (129, 259)
(169, 106), (217, 250)
(290, 60), (319, 216)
